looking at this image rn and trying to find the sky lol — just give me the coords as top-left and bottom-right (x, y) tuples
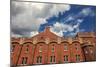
(11, 0), (96, 37)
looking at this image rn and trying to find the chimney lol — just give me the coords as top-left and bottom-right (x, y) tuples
(44, 26), (50, 32)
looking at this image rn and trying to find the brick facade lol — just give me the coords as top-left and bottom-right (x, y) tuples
(11, 27), (96, 66)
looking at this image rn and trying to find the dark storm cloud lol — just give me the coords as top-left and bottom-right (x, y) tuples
(11, 1), (26, 16)
(11, 1), (70, 37)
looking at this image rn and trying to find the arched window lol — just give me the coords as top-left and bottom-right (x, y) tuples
(89, 47), (93, 54)
(85, 50), (88, 54)
(51, 45), (55, 52)
(39, 45), (42, 52)
(75, 44), (79, 51)
(26, 45), (29, 52)
(64, 44), (68, 51)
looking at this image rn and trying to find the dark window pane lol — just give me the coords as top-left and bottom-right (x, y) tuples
(50, 56), (52, 62)
(53, 56), (55, 62)
(22, 57), (27, 64)
(37, 57), (39, 63)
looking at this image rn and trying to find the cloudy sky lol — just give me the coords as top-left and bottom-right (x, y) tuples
(11, 0), (96, 37)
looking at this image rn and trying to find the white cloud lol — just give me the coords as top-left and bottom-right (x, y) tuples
(81, 8), (92, 16)
(63, 14), (75, 23)
(73, 19), (83, 28)
(79, 8), (95, 17)
(49, 7), (95, 37)
(63, 7), (95, 24)
(51, 29), (63, 37)
(30, 31), (39, 37)
(77, 19), (83, 23)
(11, 1), (71, 37)
(50, 21), (82, 37)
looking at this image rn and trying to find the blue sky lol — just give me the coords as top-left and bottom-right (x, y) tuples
(39, 4), (96, 37)
(11, 1), (96, 37)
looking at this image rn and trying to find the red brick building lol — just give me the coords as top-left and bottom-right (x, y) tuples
(11, 27), (96, 66)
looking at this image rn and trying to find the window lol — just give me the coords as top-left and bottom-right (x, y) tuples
(50, 56), (55, 63)
(64, 44), (68, 51)
(37, 56), (42, 63)
(90, 48), (93, 54)
(50, 56), (52, 62)
(75, 44), (79, 50)
(53, 56), (55, 62)
(11, 45), (15, 53)
(39, 45), (42, 52)
(25, 45), (29, 53)
(64, 55), (68, 62)
(40, 56), (42, 63)
(22, 57), (28, 65)
(51, 45), (55, 52)
(85, 50), (88, 54)
(37, 57), (39, 63)
(76, 55), (80, 62)
(76, 47), (78, 50)
(52, 47), (54, 52)
(90, 50), (93, 54)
